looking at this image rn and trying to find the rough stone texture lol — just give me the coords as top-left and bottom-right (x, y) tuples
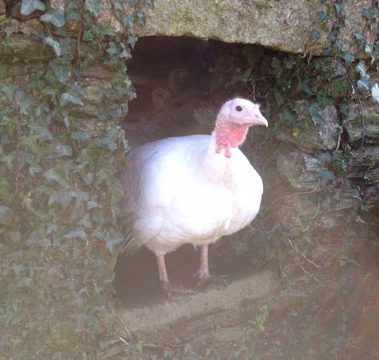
(119, 270), (279, 333)
(276, 146), (327, 191)
(141, 0), (375, 54)
(1, 1), (376, 55)
(141, 0), (321, 53)
(343, 101), (379, 144)
(276, 101), (342, 152)
(347, 147), (379, 176)
(346, 146), (379, 209)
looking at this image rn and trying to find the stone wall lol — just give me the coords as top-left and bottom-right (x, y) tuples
(1, 0), (377, 55)
(1, 0), (378, 278)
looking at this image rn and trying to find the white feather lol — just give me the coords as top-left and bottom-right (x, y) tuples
(120, 131), (263, 256)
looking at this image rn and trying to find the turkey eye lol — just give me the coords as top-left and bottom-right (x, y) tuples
(235, 105), (242, 112)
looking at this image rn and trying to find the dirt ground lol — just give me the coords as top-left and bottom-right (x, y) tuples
(113, 229), (379, 360)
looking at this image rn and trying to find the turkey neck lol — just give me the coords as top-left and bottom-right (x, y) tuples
(214, 116), (250, 158)
(198, 118), (250, 182)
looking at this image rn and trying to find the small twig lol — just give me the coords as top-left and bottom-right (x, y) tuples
(13, 90), (22, 195)
(287, 238), (322, 269)
(356, 91), (366, 149)
(76, 0), (85, 70)
(334, 130), (342, 152)
(287, 238), (322, 284)
(299, 261), (322, 284)
(118, 317), (132, 339)
(342, 60), (366, 148)
(118, 336), (129, 347)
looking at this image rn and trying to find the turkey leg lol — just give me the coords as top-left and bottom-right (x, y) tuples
(195, 244), (227, 288)
(196, 244), (210, 279)
(155, 254), (191, 296)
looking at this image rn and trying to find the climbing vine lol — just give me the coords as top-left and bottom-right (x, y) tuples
(0, 1), (152, 359)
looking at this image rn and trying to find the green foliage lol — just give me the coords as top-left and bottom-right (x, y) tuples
(250, 305), (269, 332)
(0, 0), (153, 359)
(20, 0), (46, 16)
(239, 0), (378, 144)
(319, 0), (379, 103)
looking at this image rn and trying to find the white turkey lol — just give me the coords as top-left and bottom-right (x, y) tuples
(120, 98), (268, 294)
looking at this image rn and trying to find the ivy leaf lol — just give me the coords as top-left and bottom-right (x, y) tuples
(292, 127), (300, 138)
(311, 31), (320, 41)
(283, 57), (296, 70)
(50, 62), (70, 84)
(122, 15), (134, 28)
(105, 234), (124, 254)
(22, 135), (40, 154)
(60, 93), (84, 107)
(79, 214), (93, 229)
(29, 163), (42, 176)
(55, 144), (73, 157)
(361, 8), (375, 20)
(20, 0), (46, 16)
(128, 34), (138, 48)
(357, 79), (370, 91)
(65, 1), (80, 22)
(340, 52), (354, 64)
(0, 205), (15, 226)
(87, 201), (101, 210)
(26, 230), (39, 246)
(95, 137), (117, 150)
(308, 103), (324, 126)
(40, 10), (65, 27)
(106, 42), (119, 56)
(272, 89), (284, 107)
(333, 4), (344, 16)
(82, 173), (95, 185)
(317, 152), (332, 162)
(364, 41), (372, 54)
(44, 36), (61, 57)
(356, 61), (367, 77)
(1, 84), (16, 102)
(1, 154), (14, 171)
(371, 83), (379, 104)
(319, 11), (328, 22)
(71, 131), (90, 141)
(43, 169), (68, 186)
(29, 124), (54, 142)
(119, 43), (131, 59)
(353, 32), (364, 44)
(63, 229), (87, 239)
(136, 12), (146, 25)
(84, 0), (102, 15)
(8, 231), (21, 243)
(317, 170), (336, 187)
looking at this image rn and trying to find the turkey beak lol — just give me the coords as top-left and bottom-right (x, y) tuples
(250, 113), (268, 127)
(258, 115), (268, 127)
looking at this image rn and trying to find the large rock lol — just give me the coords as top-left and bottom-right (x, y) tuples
(275, 101), (342, 152)
(2, 1), (376, 55)
(141, 0), (375, 54)
(346, 147), (379, 209)
(276, 145), (328, 191)
(343, 101), (379, 144)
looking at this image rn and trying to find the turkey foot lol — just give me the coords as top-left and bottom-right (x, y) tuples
(194, 245), (228, 289)
(156, 254), (192, 299)
(160, 281), (193, 299)
(194, 273), (228, 289)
